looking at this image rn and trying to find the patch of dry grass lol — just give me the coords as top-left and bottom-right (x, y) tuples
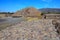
(26, 17), (40, 21)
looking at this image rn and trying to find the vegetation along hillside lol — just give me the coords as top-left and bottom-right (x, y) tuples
(39, 8), (60, 14)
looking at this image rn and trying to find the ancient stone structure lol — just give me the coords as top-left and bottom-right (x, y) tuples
(12, 7), (41, 18)
(44, 14), (60, 19)
(0, 19), (60, 40)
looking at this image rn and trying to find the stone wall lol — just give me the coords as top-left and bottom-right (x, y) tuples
(44, 14), (60, 19)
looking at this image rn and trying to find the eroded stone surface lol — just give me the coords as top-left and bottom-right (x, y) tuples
(0, 19), (59, 40)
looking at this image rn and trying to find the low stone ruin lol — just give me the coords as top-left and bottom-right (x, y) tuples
(52, 19), (60, 35)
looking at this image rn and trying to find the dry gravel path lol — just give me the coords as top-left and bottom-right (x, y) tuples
(0, 19), (60, 40)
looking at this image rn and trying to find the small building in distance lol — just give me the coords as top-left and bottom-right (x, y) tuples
(12, 7), (42, 18)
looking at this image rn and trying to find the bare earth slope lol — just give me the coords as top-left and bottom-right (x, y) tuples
(0, 19), (60, 40)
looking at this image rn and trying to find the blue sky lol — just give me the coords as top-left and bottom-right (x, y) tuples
(0, 0), (60, 12)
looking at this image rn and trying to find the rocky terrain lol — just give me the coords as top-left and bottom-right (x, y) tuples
(0, 19), (60, 40)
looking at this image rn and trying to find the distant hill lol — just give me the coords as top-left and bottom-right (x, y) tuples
(39, 8), (60, 14)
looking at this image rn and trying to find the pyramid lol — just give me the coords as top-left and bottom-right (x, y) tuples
(12, 7), (41, 18)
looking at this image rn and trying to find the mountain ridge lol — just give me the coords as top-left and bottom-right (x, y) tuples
(39, 8), (60, 14)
